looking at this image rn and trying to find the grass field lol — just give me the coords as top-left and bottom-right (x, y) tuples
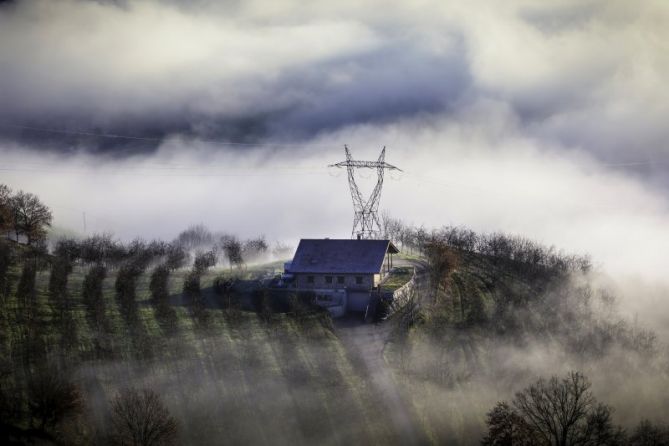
(4, 242), (649, 445)
(0, 256), (412, 444)
(381, 266), (414, 292)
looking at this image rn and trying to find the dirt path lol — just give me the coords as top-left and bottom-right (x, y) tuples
(335, 317), (427, 445)
(333, 258), (430, 445)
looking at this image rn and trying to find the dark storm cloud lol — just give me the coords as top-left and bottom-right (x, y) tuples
(268, 37), (470, 139)
(1, 0), (465, 151)
(0, 0), (667, 181)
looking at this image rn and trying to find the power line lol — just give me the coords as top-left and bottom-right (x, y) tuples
(0, 159), (329, 171)
(0, 121), (337, 149)
(0, 166), (327, 177)
(599, 161), (669, 167)
(3, 121), (666, 167)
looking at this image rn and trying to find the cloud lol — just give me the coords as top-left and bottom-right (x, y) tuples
(2, 100), (668, 278)
(0, 0), (382, 137)
(0, 0), (666, 175)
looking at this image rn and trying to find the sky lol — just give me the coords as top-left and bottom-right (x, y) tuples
(1, 0), (668, 311)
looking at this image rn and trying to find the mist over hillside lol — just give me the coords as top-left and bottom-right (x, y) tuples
(1, 0), (668, 444)
(1, 213), (668, 444)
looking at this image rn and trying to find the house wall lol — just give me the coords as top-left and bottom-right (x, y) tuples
(381, 253), (396, 275)
(294, 273), (375, 290)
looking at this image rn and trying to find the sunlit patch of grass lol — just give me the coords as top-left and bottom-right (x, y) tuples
(382, 266), (414, 292)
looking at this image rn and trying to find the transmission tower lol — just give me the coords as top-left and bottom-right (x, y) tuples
(329, 145), (402, 239)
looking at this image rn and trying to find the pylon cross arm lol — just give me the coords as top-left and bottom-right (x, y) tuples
(329, 160), (402, 171)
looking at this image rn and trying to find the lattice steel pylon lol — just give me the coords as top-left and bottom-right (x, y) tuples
(329, 145), (402, 239)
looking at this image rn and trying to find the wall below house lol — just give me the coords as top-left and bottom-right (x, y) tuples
(312, 290), (347, 318)
(292, 272), (387, 315)
(346, 291), (371, 312)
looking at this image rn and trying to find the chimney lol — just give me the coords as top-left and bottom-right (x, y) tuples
(357, 234), (362, 240)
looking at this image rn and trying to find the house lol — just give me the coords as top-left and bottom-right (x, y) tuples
(283, 238), (399, 316)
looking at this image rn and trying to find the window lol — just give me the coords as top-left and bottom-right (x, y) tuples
(337, 276), (345, 284)
(355, 276), (363, 285)
(307, 275), (314, 284)
(325, 276), (333, 284)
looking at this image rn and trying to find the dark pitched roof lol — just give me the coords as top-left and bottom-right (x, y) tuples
(288, 239), (399, 274)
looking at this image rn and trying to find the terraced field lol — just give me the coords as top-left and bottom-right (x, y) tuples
(0, 260), (417, 444)
(3, 245), (634, 445)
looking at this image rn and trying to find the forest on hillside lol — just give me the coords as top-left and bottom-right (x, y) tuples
(1, 183), (669, 445)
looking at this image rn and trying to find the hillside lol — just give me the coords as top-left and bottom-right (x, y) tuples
(0, 241), (413, 445)
(0, 238), (666, 445)
(382, 249), (664, 444)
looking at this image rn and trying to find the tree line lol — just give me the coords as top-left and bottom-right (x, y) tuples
(382, 213), (592, 276)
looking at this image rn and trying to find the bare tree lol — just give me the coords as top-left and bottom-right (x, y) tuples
(380, 210), (393, 239)
(424, 238), (458, 306)
(16, 260), (37, 313)
(79, 233), (125, 267)
(242, 235), (268, 263)
(116, 239), (160, 327)
(82, 264), (112, 358)
(184, 250), (217, 327)
(150, 264), (178, 333)
(0, 239), (12, 303)
(27, 368), (83, 431)
(483, 371), (625, 446)
(271, 241), (293, 259)
(176, 224), (213, 250)
(110, 388), (178, 446)
(9, 190), (52, 245)
(514, 371), (593, 445)
(193, 249), (217, 274)
(150, 265), (170, 301)
(165, 243), (188, 270)
(482, 401), (534, 446)
(49, 249), (77, 348)
(629, 420), (669, 446)
(0, 184), (12, 235)
(220, 235), (243, 270)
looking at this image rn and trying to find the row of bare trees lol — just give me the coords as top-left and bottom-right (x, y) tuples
(34, 227), (268, 357)
(176, 224), (269, 269)
(383, 214), (591, 275)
